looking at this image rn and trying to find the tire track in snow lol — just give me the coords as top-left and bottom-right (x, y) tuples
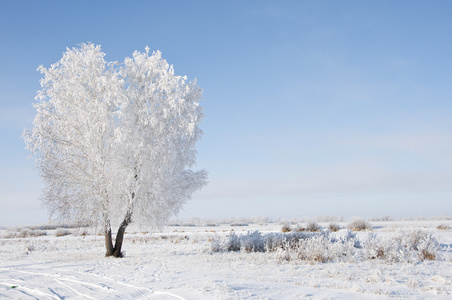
(0, 267), (116, 299)
(54, 279), (97, 300)
(0, 266), (186, 299)
(1, 281), (58, 299)
(73, 270), (187, 300)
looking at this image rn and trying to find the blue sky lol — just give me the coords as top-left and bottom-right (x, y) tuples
(1, 1), (452, 226)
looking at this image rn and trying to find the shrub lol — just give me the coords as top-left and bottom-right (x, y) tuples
(78, 229), (89, 236)
(381, 215), (393, 221)
(27, 224), (59, 230)
(294, 225), (305, 232)
(297, 234), (357, 263)
(226, 231), (241, 251)
(297, 235), (330, 262)
(364, 233), (385, 260)
(211, 229), (440, 264)
(55, 228), (71, 237)
(306, 221), (320, 232)
(2, 228), (47, 239)
(211, 231), (316, 253)
(328, 223), (340, 232)
(275, 247), (292, 262)
(348, 218), (372, 231)
(281, 224), (291, 233)
(363, 230), (439, 262)
(437, 224), (449, 230)
(240, 231), (265, 252)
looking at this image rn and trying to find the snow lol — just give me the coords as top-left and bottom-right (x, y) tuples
(1, 220), (451, 299)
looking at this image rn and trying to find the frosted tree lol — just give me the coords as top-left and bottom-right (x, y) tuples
(24, 43), (207, 257)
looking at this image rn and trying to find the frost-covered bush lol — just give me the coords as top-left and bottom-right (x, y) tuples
(28, 224), (59, 230)
(2, 229), (17, 239)
(211, 231), (316, 253)
(306, 221), (320, 232)
(211, 229), (440, 264)
(363, 233), (386, 260)
(297, 235), (332, 262)
(281, 224), (291, 232)
(266, 232), (316, 251)
(294, 225), (305, 232)
(437, 224), (449, 230)
(363, 230), (440, 262)
(341, 230), (362, 248)
(240, 231), (265, 252)
(348, 218), (372, 231)
(369, 215), (393, 221)
(55, 228), (71, 237)
(2, 228), (47, 239)
(210, 231), (252, 253)
(21, 228), (47, 238)
(275, 247), (293, 262)
(297, 234), (357, 263)
(328, 223), (340, 232)
(212, 231), (360, 262)
(381, 215), (393, 221)
(402, 230), (439, 261)
(27, 223), (89, 230)
(212, 231), (263, 252)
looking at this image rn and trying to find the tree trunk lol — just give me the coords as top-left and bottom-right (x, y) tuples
(104, 219), (114, 257)
(111, 210), (132, 258)
(111, 224), (126, 258)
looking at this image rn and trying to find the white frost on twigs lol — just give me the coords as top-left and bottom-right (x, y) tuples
(24, 43), (207, 229)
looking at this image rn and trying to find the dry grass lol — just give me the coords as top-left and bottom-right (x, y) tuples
(3, 228), (47, 239)
(421, 249), (436, 260)
(306, 222), (320, 232)
(349, 218), (372, 231)
(437, 224), (450, 230)
(328, 223), (340, 232)
(295, 226), (306, 232)
(281, 224), (291, 233)
(369, 247), (385, 260)
(55, 229), (71, 237)
(78, 229), (89, 236)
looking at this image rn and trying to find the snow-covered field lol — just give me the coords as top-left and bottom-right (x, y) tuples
(1, 219), (451, 299)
